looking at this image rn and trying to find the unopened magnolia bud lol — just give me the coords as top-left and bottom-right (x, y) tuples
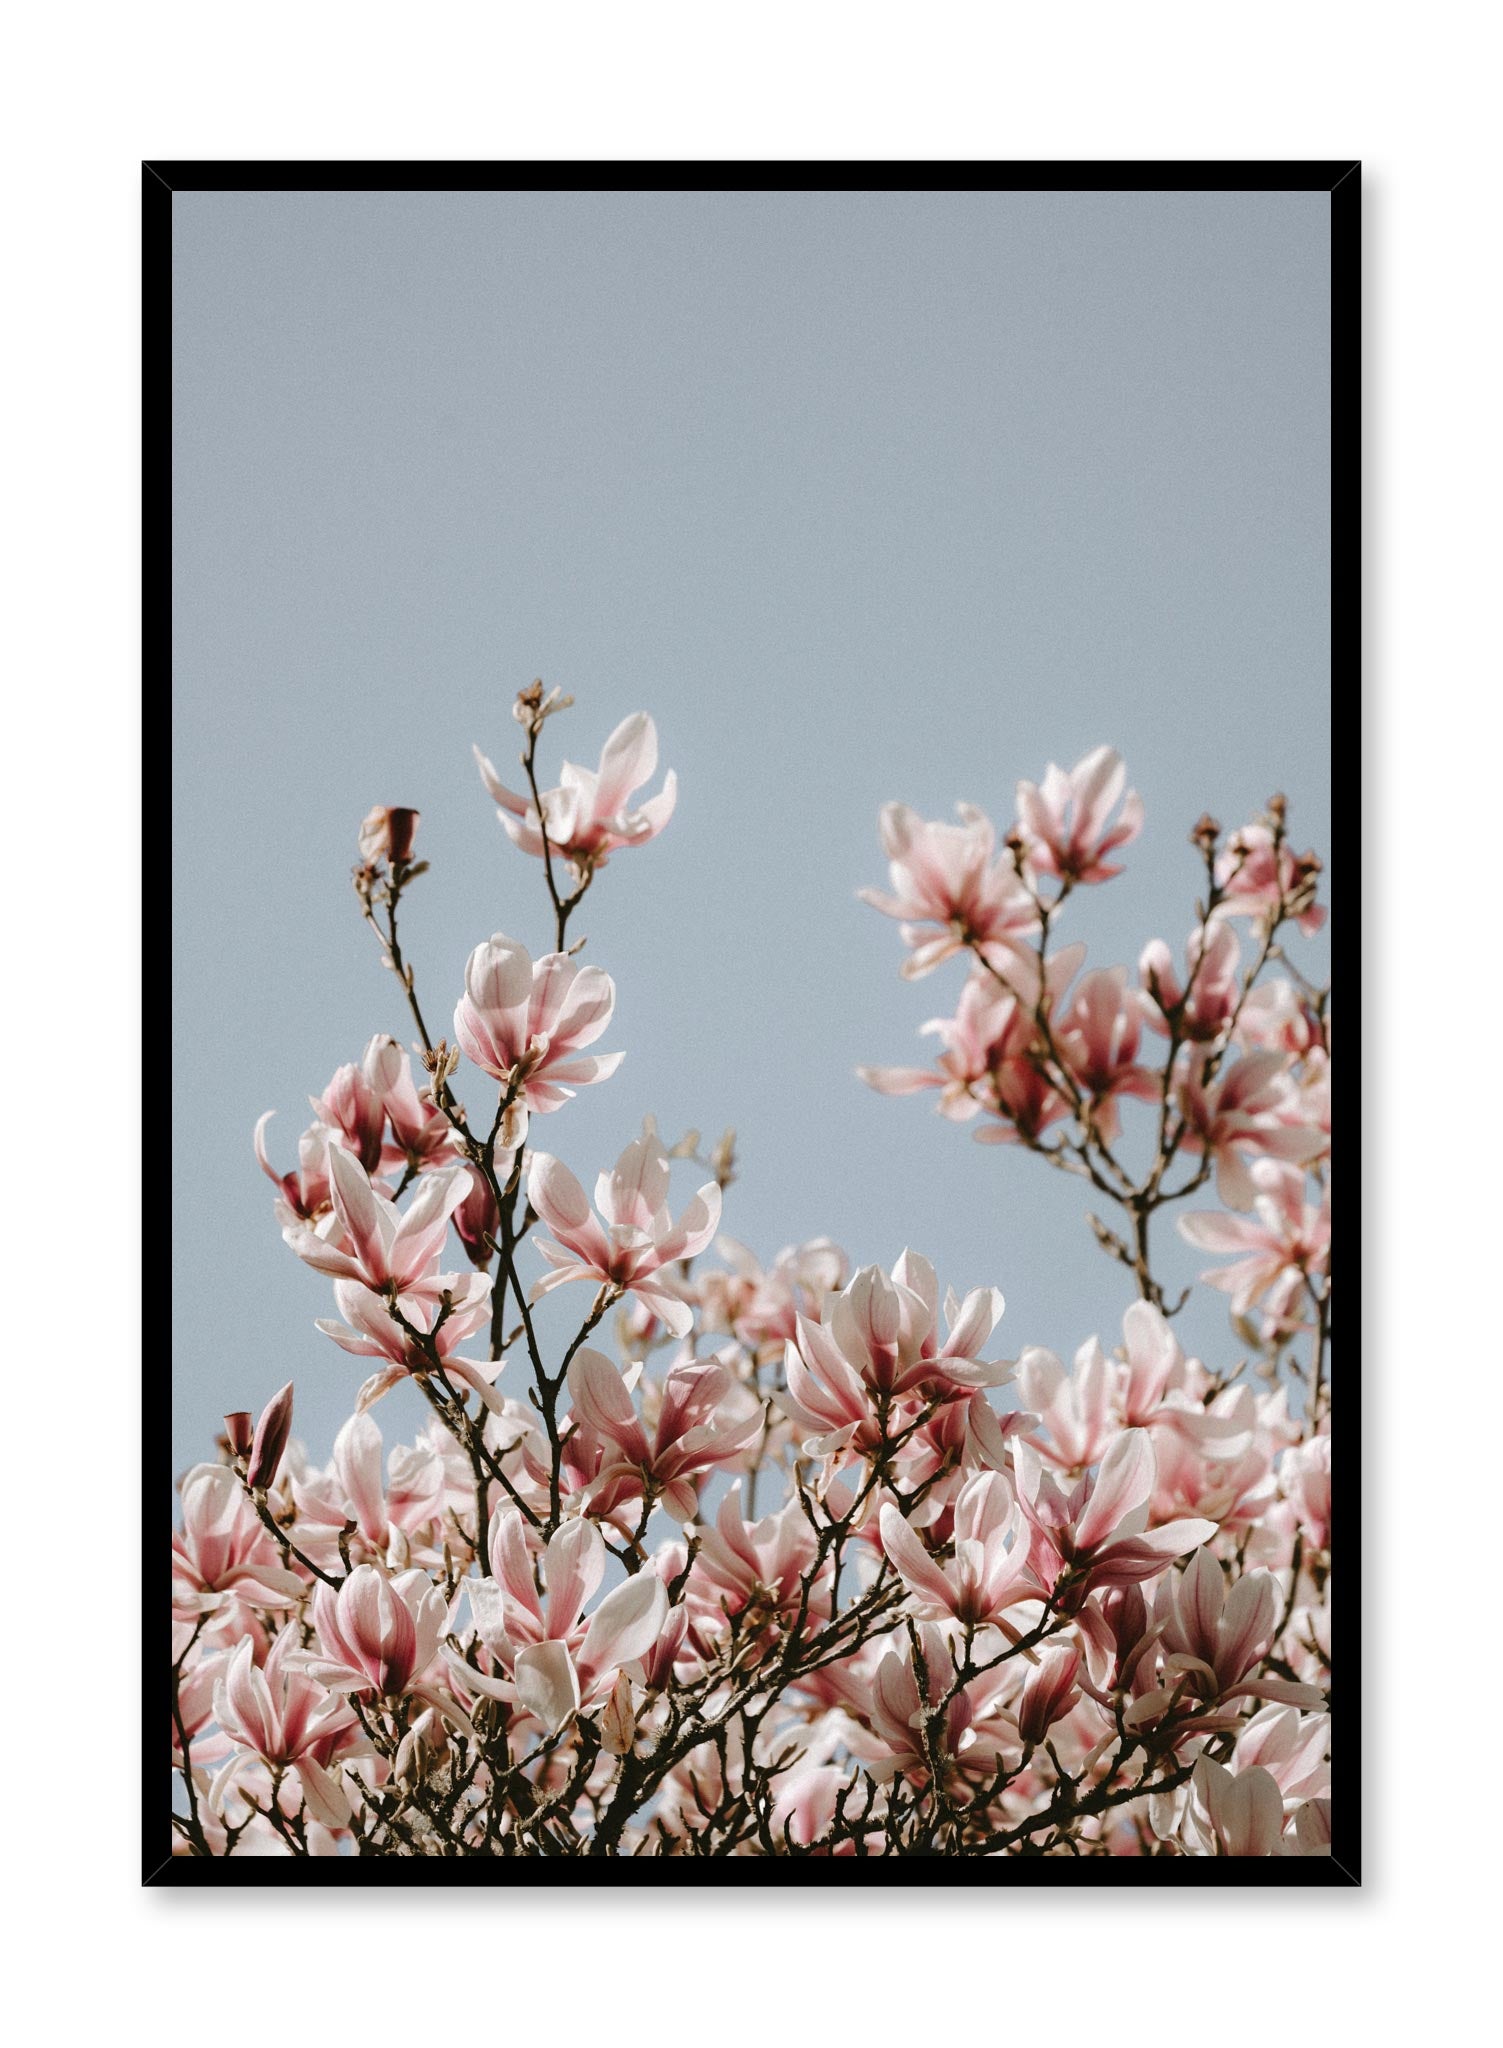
(1016, 1645), (1082, 1746)
(357, 805), (420, 865)
(1190, 813), (1220, 849)
(387, 808), (419, 862)
(598, 1671), (637, 1756)
(454, 1164), (501, 1269)
(394, 1729), (430, 1788)
(362, 1033), (404, 1095)
(247, 1381), (294, 1490)
(223, 1411), (254, 1459)
(711, 1127), (737, 1182)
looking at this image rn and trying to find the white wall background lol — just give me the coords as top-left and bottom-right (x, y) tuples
(3, 4), (1490, 2035)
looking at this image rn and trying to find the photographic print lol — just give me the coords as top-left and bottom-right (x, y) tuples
(157, 165), (1352, 1879)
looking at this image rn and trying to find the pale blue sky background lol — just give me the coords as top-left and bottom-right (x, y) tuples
(172, 188), (1331, 1477)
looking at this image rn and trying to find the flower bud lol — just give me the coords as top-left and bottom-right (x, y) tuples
(362, 1033), (404, 1096)
(1016, 1644), (1082, 1747)
(247, 1381), (295, 1490)
(394, 1729), (430, 1788)
(357, 805), (420, 865)
(710, 1127), (737, 1184)
(598, 1671), (637, 1757)
(454, 1163), (501, 1269)
(223, 1411), (254, 1459)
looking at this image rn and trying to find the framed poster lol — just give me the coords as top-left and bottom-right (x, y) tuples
(156, 163), (1353, 1881)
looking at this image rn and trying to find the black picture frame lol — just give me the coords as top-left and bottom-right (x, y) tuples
(149, 159), (1358, 1888)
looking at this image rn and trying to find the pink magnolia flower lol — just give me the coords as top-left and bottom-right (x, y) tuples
(860, 955), (1084, 1139)
(1053, 967), (1160, 1139)
(172, 1464), (307, 1614)
(776, 1329), (880, 1463)
(310, 1056), (389, 1174)
(566, 1347), (761, 1521)
(173, 1647), (227, 1769)
(1014, 1429), (1217, 1607)
(972, 1064), (1073, 1145)
(1176, 1050), (1327, 1210)
(687, 1485), (825, 1642)
(454, 1509), (669, 1733)
(1281, 1434), (1332, 1549)
(1014, 746), (1142, 885)
(1184, 1756), (1288, 1856)
(526, 1126), (720, 1339)
(770, 1761), (862, 1853)
(294, 1412), (446, 1564)
(1287, 1042), (1331, 1152)
(213, 1633), (362, 1829)
(305, 1565), (455, 1713)
(453, 934), (621, 1141)
(636, 1582), (691, 1694)
(1288, 1798), (1333, 1855)
(1017, 1339), (1117, 1472)
(1139, 921), (1243, 1044)
(858, 970), (1015, 1122)
(879, 1472), (1037, 1629)
(781, 1254), (1010, 1458)
(1234, 978), (1323, 1057)
(858, 801), (1037, 979)
(475, 711), (676, 872)
(282, 1145), (470, 1296)
(850, 1622), (1009, 1788)
(1231, 1704), (1331, 1804)
(759, 1717), (864, 1848)
(258, 1032), (443, 1224)
(1115, 1299), (1187, 1426)
(1147, 1387), (1278, 1534)
(362, 1033), (463, 1176)
(1214, 823), (1325, 936)
(1153, 1548), (1324, 1712)
(1179, 1160), (1329, 1330)
(897, 1389), (1032, 1502)
(254, 1113), (337, 1226)
(832, 1254), (1007, 1399)
(698, 1236), (849, 1352)
(1074, 1581), (1165, 1702)
(861, 944), (1083, 1146)
(315, 1270), (502, 1415)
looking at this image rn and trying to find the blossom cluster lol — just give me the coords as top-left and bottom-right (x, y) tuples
(173, 697), (1332, 1860)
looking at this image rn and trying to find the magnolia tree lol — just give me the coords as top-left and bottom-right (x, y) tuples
(171, 687), (1332, 1860)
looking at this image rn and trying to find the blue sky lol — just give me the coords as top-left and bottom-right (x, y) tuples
(172, 188), (1330, 1475)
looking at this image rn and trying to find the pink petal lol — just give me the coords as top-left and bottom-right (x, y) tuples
(1074, 1430), (1156, 1553)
